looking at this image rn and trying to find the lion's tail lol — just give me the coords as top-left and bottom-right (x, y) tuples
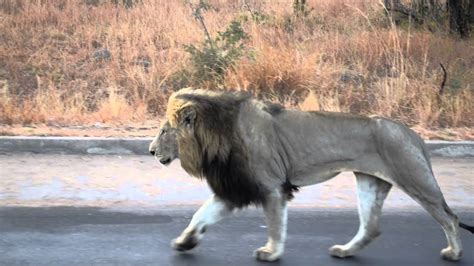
(459, 222), (474, 234)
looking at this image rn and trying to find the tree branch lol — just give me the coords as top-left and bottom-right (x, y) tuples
(439, 63), (447, 96)
(437, 63), (447, 105)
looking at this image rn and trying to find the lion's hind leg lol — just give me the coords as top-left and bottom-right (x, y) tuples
(329, 173), (391, 258)
(397, 178), (463, 261)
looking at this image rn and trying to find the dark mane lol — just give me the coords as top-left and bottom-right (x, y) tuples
(202, 144), (267, 208)
(281, 180), (299, 200)
(177, 91), (267, 208)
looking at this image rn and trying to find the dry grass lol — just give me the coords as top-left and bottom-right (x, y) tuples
(0, 0), (473, 131)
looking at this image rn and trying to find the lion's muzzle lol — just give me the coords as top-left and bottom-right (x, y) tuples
(159, 157), (172, 165)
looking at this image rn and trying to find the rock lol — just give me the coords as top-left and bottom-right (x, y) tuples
(92, 48), (111, 61)
(134, 57), (151, 68)
(91, 40), (102, 49)
(339, 70), (363, 85)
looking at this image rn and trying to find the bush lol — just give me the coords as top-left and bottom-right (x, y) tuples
(169, 1), (250, 88)
(182, 6), (250, 87)
(293, 0), (312, 18)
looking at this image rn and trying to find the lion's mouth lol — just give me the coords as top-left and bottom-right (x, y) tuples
(159, 157), (172, 165)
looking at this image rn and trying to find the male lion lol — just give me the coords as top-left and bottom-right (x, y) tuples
(149, 88), (473, 262)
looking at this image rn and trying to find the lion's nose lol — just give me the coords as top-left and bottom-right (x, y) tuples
(150, 150), (155, 156)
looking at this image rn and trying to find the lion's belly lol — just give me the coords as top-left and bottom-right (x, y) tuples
(290, 170), (341, 187)
(288, 153), (394, 187)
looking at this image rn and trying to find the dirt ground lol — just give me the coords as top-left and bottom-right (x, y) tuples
(0, 122), (473, 140)
(1, 154), (472, 209)
(0, 122), (161, 138)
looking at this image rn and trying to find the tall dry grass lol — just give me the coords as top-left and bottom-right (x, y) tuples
(0, 0), (472, 128)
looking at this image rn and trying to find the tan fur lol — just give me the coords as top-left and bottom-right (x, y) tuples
(166, 88), (222, 127)
(166, 88), (232, 178)
(153, 88), (467, 262)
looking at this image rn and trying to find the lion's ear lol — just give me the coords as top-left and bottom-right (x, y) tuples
(177, 106), (196, 129)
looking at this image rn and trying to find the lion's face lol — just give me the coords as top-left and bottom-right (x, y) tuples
(149, 121), (179, 165)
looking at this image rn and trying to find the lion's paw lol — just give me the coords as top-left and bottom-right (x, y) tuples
(441, 247), (462, 261)
(171, 235), (199, 252)
(329, 245), (355, 258)
(253, 246), (282, 261)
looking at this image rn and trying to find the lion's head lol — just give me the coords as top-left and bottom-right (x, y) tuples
(149, 121), (179, 165)
(159, 88), (267, 208)
(164, 88), (238, 177)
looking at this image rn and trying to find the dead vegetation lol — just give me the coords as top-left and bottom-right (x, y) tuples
(0, 0), (472, 134)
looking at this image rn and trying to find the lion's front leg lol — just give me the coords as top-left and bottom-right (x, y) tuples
(254, 189), (288, 262)
(172, 194), (233, 251)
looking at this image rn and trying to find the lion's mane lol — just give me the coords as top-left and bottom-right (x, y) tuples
(166, 89), (268, 208)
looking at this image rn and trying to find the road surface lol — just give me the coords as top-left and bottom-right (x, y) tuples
(0, 154), (472, 265)
(0, 207), (473, 265)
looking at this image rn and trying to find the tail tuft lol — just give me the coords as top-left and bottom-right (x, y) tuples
(459, 222), (474, 234)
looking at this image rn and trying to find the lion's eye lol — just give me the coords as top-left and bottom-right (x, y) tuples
(159, 129), (167, 136)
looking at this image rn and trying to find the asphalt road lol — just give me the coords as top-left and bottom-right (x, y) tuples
(0, 155), (473, 265)
(0, 207), (473, 266)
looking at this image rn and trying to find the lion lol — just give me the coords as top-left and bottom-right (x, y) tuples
(149, 88), (473, 262)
